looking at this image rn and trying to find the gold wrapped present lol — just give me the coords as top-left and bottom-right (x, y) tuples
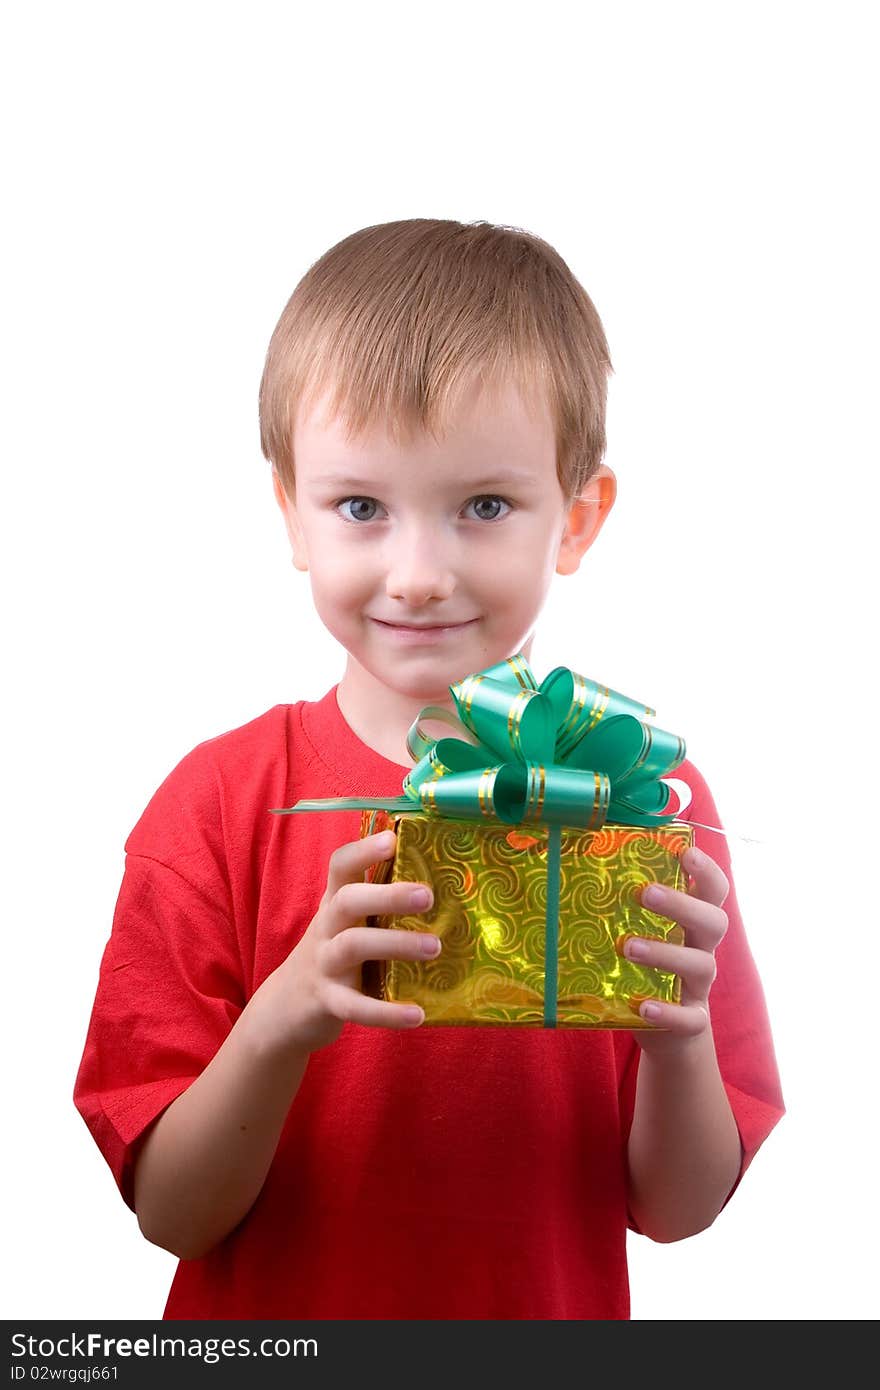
(272, 653), (696, 1028)
(361, 808), (693, 1027)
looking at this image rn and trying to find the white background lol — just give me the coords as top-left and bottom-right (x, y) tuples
(3, 1), (876, 1322)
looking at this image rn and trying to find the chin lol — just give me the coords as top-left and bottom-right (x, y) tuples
(388, 664), (464, 700)
(366, 650), (478, 699)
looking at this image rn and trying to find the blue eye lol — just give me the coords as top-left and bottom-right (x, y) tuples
(468, 496), (510, 522)
(337, 497), (382, 523)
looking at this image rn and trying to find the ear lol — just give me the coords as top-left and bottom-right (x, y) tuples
(272, 468), (309, 572)
(555, 465), (617, 576)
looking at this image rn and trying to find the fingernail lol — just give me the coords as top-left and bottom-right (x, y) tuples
(377, 831), (396, 851)
(410, 887), (432, 909)
(684, 847), (704, 870)
(625, 938), (650, 961)
(403, 1006), (425, 1026)
(642, 884), (666, 908)
(641, 1002), (663, 1021)
(420, 935), (441, 957)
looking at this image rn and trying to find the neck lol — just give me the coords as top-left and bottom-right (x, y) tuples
(336, 636), (536, 768)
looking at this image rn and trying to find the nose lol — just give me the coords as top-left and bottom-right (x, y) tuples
(383, 523), (457, 607)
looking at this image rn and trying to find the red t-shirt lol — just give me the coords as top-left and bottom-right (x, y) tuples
(73, 685), (784, 1320)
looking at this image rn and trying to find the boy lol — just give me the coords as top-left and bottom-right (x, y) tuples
(74, 218), (784, 1320)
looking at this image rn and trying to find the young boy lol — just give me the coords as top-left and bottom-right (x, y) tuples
(74, 218), (784, 1320)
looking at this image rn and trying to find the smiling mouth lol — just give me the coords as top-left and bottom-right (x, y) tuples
(374, 620), (476, 629)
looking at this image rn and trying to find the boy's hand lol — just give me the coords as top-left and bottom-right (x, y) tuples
(250, 830), (438, 1056)
(623, 845), (730, 1053)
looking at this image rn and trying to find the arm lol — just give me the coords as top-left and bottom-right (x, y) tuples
(134, 828), (438, 1260)
(624, 845), (743, 1242)
(133, 1005), (310, 1261)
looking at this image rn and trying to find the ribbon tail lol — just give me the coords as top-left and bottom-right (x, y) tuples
(682, 818), (763, 845)
(544, 824), (561, 1028)
(270, 797), (416, 815)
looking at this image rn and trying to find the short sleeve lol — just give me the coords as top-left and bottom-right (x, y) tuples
(73, 752), (246, 1211)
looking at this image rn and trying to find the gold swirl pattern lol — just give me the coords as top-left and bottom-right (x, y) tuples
(360, 811), (691, 1028)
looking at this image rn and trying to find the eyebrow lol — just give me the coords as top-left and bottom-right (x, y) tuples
(308, 470), (543, 491)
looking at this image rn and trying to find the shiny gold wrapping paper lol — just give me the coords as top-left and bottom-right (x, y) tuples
(361, 810), (693, 1027)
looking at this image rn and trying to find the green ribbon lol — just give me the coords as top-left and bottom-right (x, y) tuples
(271, 652), (688, 1027)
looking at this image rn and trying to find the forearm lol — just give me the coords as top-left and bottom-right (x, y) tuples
(626, 1027), (742, 1243)
(133, 996), (310, 1261)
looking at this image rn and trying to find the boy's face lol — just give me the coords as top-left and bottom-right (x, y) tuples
(274, 376), (615, 711)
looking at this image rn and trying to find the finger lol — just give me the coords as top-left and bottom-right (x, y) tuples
(320, 979), (426, 1030)
(324, 830), (398, 896)
(322, 925), (441, 973)
(323, 877), (434, 939)
(622, 938), (716, 997)
(636, 998), (711, 1037)
(639, 882), (728, 953)
(681, 845), (730, 908)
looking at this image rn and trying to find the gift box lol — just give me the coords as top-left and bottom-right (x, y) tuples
(361, 809), (692, 1027)
(272, 652), (695, 1029)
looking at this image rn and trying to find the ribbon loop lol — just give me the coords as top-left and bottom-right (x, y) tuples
(449, 674), (556, 764)
(540, 666), (657, 763)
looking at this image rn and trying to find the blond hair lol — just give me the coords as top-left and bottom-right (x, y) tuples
(259, 219), (612, 503)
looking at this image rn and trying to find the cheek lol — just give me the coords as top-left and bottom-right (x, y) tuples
(313, 551), (363, 587)
(309, 555), (371, 615)
(477, 538), (552, 606)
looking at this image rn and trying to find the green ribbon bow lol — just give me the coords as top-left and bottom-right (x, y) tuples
(271, 652), (688, 1026)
